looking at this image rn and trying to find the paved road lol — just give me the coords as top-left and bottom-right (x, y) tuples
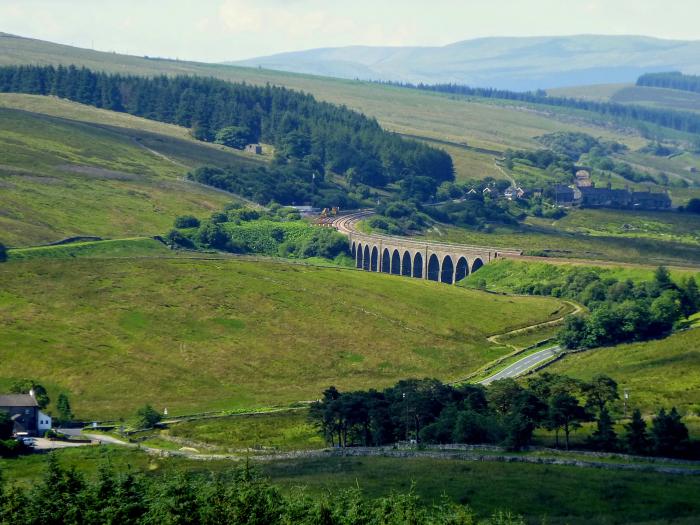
(480, 346), (562, 385)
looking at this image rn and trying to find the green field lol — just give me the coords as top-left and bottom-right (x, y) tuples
(530, 207), (700, 245)
(612, 86), (700, 114)
(460, 258), (700, 294)
(0, 256), (569, 420)
(415, 203), (700, 267)
(547, 329), (700, 413)
(161, 410), (323, 453)
(262, 456), (700, 525)
(1, 446), (699, 524)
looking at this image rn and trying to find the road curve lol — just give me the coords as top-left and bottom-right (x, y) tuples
(480, 346), (562, 385)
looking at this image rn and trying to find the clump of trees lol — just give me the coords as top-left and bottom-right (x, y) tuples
(679, 198), (700, 214)
(0, 457), (526, 524)
(556, 267), (699, 349)
(166, 204), (350, 262)
(309, 374), (694, 457)
(0, 65), (454, 204)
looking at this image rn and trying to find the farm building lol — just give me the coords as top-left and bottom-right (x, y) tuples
(0, 391), (52, 436)
(245, 144), (263, 154)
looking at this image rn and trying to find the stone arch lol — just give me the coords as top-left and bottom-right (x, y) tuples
(413, 252), (424, 279)
(351, 242), (356, 259)
(427, 254), (440, 281)
(356, 243), (363, 269)
(381, 248), (391, 273)
(401, 251), (412, 276)
(370, 246), (379, 272)
(441, 255), (454, 284)
(391, 249), (401, 275)
(455, 257), (469, 282)
(363, 245), (370, 271)
(472, 258), (484, 273)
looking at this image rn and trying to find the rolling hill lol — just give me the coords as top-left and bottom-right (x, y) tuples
(232, 35), (700, 91)
(0, 94), (262, 246)
(0, 254), (570, 419)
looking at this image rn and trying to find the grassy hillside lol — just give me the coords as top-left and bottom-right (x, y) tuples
(0, 95), (264, 246)
(6, 34), (700, 203)
(0, 256), (569, 419)
(547, 329), (700, 413)
(0, 34), (648, 156)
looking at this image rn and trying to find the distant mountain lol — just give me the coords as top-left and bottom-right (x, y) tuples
(231, 35), (700, 92)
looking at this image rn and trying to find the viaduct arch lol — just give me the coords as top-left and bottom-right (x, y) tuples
(338, 212), (521, 285)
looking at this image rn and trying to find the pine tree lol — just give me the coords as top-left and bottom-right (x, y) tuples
(56, 393), (73, 424)
(651, 407), (689, 457)
(588, 408), (618, 451)
(623, 409), (649, 455)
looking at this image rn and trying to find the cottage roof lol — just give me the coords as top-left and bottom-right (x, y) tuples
(0, 394), (38, 407)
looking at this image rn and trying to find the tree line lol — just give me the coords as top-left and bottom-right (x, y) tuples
(375, 80), (700, 136)
(309, 374), (694, 457)
(0, 65), (454, 204)
(637, 72), (700, 94)
(0, 456), (526, 525)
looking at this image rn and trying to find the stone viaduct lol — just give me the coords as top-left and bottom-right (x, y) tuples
(331, 211), (521, 285)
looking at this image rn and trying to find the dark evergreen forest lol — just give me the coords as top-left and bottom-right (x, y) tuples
(375, 80), (700, 135)
(0, 65), (454, 206)
(637, 72), (700, 94)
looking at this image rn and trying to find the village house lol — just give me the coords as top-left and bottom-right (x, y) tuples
(0, 390), (52, 436)
(504, 186), (527, 201)
(245, 143), (263, 155)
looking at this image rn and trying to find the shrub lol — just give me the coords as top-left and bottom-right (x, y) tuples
(174, 215), (200, 229)
(135, 404), (162, 430)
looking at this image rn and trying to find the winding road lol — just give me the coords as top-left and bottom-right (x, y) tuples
(326, 210), (579, 382)
(479, 346), (562, 385)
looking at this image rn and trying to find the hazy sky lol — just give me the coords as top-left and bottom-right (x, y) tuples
(2, 0), (699, 62)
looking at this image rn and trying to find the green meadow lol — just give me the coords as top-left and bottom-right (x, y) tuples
(0, 256), (569, 420)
